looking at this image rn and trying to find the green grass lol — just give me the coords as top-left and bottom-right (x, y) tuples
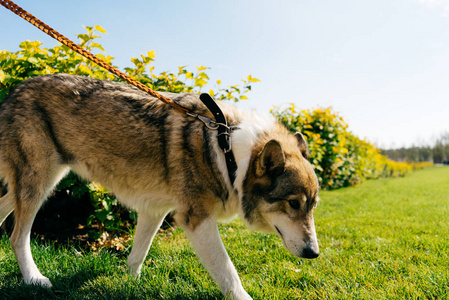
(1, 167), (449, 299)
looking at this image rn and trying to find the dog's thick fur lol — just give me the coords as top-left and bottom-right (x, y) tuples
(0, 74), (320, 299)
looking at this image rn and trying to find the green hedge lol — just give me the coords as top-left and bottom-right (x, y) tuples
(272, 104), (413, 190)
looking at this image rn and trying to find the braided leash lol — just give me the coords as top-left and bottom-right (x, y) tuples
(0, 0), (188, 115)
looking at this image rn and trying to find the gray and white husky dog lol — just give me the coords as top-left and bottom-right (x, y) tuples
(0, 74), (320, 300)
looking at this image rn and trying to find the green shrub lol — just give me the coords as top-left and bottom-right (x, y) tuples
(410, 161), (434, 170)
(272, 104), (412, 190)
(0, 26), (258, 102)
(55, 172), (137, 239)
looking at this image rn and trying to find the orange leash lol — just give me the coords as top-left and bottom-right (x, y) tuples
(0, 0), (188, 115)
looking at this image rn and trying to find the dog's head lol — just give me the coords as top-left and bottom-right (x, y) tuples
(241, 132), (320, 259)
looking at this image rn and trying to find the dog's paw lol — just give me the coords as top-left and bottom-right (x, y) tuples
(228, 290), (253, 300)
(127, 264), (142, 278)
(25, 275), (53, 288)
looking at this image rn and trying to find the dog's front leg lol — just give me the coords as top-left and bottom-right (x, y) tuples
(127, 210), (168, 277)
(181, 217), (252, 300)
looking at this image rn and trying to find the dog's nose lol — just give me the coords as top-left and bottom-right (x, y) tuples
(302, 246), (319, 259)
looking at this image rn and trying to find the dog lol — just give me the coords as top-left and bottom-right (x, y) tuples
(0, 73), (320, 300)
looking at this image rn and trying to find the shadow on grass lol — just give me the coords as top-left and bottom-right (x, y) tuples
(0, 269), (105, 300)
(92, 291), (222, 300)
(1, 264), (222, 300)
(1, 280), (222, 300)
(0, 277), (58, 300)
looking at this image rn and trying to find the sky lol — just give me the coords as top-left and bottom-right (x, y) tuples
(1, 0), (449, 149)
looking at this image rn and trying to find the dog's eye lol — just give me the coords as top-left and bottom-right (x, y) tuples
(288, 200), (300, 210)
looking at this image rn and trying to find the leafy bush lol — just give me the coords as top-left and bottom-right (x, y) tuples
(0, 25), (259, 240)
(0, 26), (259, 102)
(55, 172), (137, 240)
(410, 161), (434, 170)
(272, 104), (412, 190)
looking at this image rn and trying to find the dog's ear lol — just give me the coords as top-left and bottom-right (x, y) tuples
(295, 132), (309, 159)
(256, 140), (285, 177)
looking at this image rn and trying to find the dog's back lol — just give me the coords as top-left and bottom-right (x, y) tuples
(0, 74), (234, 208)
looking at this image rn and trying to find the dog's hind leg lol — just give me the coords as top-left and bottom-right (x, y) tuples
(127, 210), (169, 277)
(179, 217), (252, 300)
(9, 166), (69, 287)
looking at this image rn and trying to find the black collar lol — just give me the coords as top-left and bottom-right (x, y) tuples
(199, 93), (238, 185)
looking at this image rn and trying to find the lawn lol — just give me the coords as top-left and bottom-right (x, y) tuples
(1, 167), (448, 299)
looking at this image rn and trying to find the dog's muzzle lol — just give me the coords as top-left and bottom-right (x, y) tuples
(302, 241), (319, 259)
